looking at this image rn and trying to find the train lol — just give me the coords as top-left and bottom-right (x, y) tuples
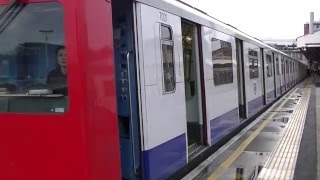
(0, 0), (307, 180)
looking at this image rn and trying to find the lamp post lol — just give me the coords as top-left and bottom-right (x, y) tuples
(39, 30), (53, 69)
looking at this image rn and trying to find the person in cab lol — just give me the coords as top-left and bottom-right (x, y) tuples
(47, 45), (68, 95)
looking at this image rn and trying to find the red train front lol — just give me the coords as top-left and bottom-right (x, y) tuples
(0, 0), (120, 179)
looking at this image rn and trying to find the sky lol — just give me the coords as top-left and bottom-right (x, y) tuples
(181, 0), (320, 41)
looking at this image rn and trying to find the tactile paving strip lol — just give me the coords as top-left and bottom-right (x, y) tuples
(258, 81), (312, 180)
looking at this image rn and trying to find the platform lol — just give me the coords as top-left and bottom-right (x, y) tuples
(182, 77), (318, 180)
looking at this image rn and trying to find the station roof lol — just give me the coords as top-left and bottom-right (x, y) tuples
(296, 31), (320, 62)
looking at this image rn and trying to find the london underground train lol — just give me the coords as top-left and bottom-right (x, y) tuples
(0, 0), (307, 180)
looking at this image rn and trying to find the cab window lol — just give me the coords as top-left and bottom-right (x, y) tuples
(0, 2), (67, 113)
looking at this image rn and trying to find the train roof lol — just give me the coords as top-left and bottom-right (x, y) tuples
(135, 0), (305, 64)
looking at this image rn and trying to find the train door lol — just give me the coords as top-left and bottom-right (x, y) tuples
(135, 3), (188, 179)
(264, 51), (275, 104)
(181, 20), (206, 157)
(243, 42), (264, 118)
(236, 39), (247, 120)
(112, 1), (142, 179)
(281, 57), (286, 93)
(201, 27), (239, 145)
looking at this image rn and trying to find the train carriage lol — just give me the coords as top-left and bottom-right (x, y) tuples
(0, 0), (308, 180)
(111, 0), (307, 179)
(243, 42), (264, 117)
(202, 27), (239, 145)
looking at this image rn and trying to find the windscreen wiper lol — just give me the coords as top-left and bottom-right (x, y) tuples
(0, 0), (17, 20)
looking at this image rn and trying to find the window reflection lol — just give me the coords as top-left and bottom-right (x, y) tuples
(211, 38), (233, 85)
(0, 2), (67, 113)
(249, 50), (259, 79)
(161, 25), (175, 93)
(266, 54), (273, 77)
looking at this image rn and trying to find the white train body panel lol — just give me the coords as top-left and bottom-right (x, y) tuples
(201, 26), (239, 145)
(120, 1), (309, 179)
(136, 3), (187, 151)
(263, 50), (275, 103)
(243, 42), (264, 117)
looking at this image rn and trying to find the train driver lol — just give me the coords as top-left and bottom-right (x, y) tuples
(46, 45), (68, 95)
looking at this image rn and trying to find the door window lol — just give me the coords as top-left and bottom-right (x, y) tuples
(161, 25), (176, 93)
(211, 38), (233, 85)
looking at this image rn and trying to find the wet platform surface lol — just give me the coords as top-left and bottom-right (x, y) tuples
(183, 78), (314, 180)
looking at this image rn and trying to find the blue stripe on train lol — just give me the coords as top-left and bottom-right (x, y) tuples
(142, 134), (186, 180)
(210, 108), (239, 144)
(248, 96), (264, 118)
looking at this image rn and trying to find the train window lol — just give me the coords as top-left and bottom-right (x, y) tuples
(249, 50), (259, 79)
(0, 2), (67, 113)
(266, 54), (273, 77)
(161, 25), (176, 93)
(211, 38), (233, 85)
(161, 26), (172, 40)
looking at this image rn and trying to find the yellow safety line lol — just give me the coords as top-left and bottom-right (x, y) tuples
(188, 143), (197, 149)
(208, 91), (296, 180)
